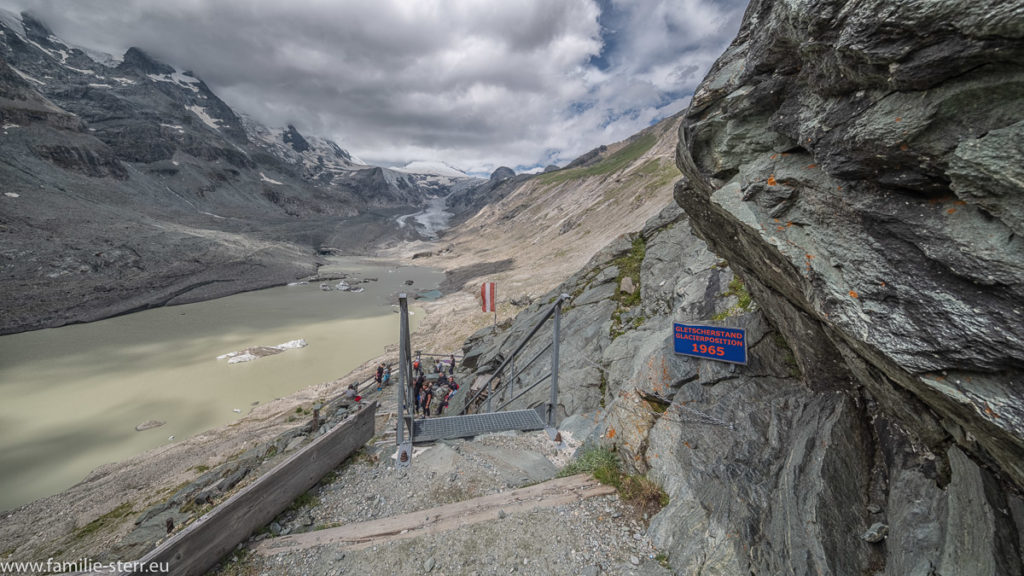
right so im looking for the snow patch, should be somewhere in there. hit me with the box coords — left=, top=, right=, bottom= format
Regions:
left=63, top=65, right=96, bottom=76
left=2, top=123, right=19, bottom=130
left=186, top=104, right=221, bottom=130
left=160, top=123, right=185, bottom=133
left=4, top=193, right=20, bottom=198
left=87, top=83, right=112, bottom=89
left=148, top=72, right=201, bottom=93
left=260, top=172, right=284, bottom=185
left=9, top=66, right=45, bottom=86
left=395, top=161, right=469, bottom=178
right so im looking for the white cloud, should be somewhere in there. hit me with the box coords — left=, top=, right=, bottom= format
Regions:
left=1, top=0, right=746, bottom=174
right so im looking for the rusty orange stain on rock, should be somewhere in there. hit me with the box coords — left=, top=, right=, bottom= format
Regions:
left=895, top=117, right=902, bottom=122
left=607, top=427, right=616, bottom=438
left=947, top=208, right=957, bottom=215
left=849, top=290, right=859, bottom=299
left=767, top=175, right=777, bottom=186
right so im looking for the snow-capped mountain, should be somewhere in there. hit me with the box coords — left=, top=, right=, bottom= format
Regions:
left=241, top=116, right=366, bottom=180
left=0, top=10, right=478, bottom=334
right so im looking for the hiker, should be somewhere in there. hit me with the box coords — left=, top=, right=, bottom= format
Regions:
left=421, top=382, right=434, bottom=417
left=413, top=373, right=425, bottom=415
left=449, top=354, right=456, bottom=375
left=435, top=360, right=443, bottom=374
left=434, top=379, right=451, bottom=416
left=375, top=363, right=384, bottom=389
left=345, top=383, right=361, bottom=403
left=382, top=365, right=391, bottom=387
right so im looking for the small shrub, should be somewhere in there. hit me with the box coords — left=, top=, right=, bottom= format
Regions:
left=559, top=447, right=669, bottom=519
left=287, top=491, right=318, bottom=512
left=73, top=502, right=134, bottom=540
left=620, top=474, right=670, bottom=518
left=557, top=446, right=620, bottom=482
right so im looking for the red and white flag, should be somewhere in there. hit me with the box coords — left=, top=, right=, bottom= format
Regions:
left=481, top=282, right=496, bottom=312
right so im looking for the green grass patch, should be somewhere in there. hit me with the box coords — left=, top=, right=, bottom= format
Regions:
left=73, top=502, right=134, bottom=540
left=725, top=276, right=753, bottom=310
left=535, top=133, right=658, bottom=186
left=287, top=490, right=319, bottom=513
left=599, top=372, right=608, bottom=409
left=559, top=447, right=669, bottom=518
left=614, top=236, right=646, bottom=308
left=713, top=274, right=755, bottom=320
left=609, top=235, right=648, bottom=339
left=558, top=446, right=620, bottom=482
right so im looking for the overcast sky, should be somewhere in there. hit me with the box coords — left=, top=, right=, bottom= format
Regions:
left=2, top=0, right=747, bottom=175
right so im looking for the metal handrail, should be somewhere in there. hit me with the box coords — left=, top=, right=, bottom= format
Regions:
left=508, top=341, right=552, bottom=384
left=495, top=372, right=551, bottom=412
left=458, top=294, right=567, bottom=415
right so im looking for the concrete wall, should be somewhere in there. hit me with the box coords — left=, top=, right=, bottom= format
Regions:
left=116, top=401, right=377, bottom=576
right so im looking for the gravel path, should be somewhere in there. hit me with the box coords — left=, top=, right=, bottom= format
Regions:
left=213, top=387, right=672, bottom=576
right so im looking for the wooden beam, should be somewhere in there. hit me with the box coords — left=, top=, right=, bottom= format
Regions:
left=117, top=402, right=377, bottom=576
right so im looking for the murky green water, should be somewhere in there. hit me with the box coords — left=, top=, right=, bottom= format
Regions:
left=0, top=258, right=441, bottom=512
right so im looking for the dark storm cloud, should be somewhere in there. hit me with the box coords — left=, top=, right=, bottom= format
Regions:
left=1, top=0, right=747, bottom=174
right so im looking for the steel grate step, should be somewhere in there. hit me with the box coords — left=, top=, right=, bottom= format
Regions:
left=411, top=409, right=545, bottom=443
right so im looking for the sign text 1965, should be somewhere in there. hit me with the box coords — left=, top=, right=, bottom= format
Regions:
left=673, top=323, right=747, bottom=365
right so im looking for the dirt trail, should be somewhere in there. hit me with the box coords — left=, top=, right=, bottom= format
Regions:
left=257, top=474, right=615, bottom=555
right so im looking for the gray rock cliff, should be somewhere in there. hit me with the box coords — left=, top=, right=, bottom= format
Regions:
left=458, top=0, right=1024, bottom=573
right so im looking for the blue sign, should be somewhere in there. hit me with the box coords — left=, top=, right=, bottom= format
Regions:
left=673, top=323, right=747, bottom=365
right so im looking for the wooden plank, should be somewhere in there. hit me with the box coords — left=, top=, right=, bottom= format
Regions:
left=116, top=402, right=377, bottom=576
left=256, top=473, right=615, bottom=555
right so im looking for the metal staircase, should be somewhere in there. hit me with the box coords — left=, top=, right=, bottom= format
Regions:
left=393, top=293, right=566, bottom=467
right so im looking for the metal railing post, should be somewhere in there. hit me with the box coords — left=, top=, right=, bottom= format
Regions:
left=548, top=294, right=566, bottom=427
left=509, top=354, right=515, bottom=403
left=486, top=370, right=493, bottom=413
left=396, top=294, right=412, bottom=468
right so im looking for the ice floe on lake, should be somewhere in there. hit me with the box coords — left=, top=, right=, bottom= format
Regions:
left=217, top=339, right=307, bottom=364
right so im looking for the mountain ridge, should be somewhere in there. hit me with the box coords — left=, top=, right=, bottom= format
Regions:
left=0, top=10, right=488, bottom=335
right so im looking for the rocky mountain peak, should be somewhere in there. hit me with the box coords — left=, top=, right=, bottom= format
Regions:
left=282, top=124, right=310, bottom=153
left=117, top=46, right=175, bottom=76
left=18, top=11, right=53, bottom=41
left=489, top=166, right=515, bottom=181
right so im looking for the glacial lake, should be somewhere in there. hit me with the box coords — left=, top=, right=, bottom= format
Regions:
left=0, top=257, right=442, bottom=512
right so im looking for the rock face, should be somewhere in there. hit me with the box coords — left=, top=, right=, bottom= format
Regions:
left=459, top=0, right=1024, bottom=573
left=675, top=0, right=1024, bottom=491
left=664, top=0, right=1024, bottom=572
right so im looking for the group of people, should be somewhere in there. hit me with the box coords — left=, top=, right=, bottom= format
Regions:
left=345, top=355, right=460, bottom=416
left=374, top=362, right=391, bottom=391
left=411, top=354, right=459, bottom=417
